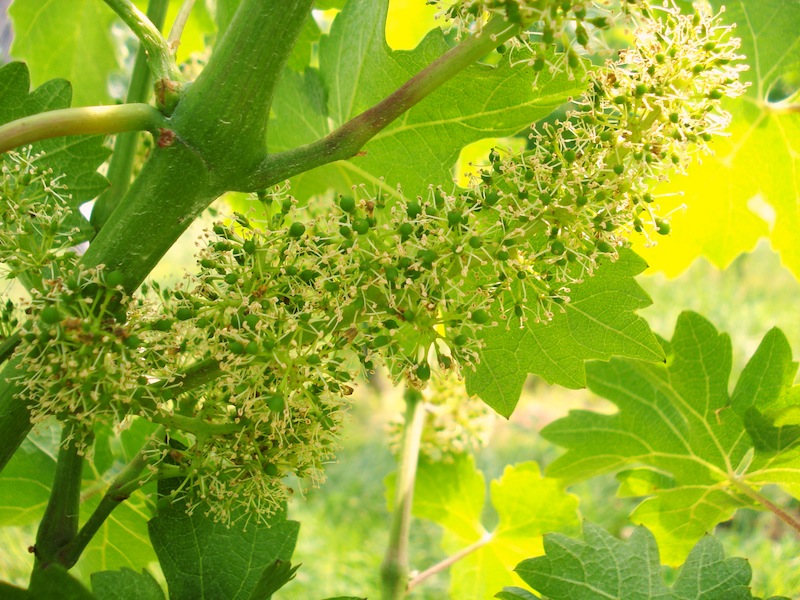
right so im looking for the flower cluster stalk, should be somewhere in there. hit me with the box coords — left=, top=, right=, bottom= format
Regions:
left=57, top=428, right=165, bottom=568
left=381, top=388, right=426, bottom=600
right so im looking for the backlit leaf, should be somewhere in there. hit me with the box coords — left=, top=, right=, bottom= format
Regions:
left=543, top=312, right=800, bottom=565
left=634, top=0, right=800, bottom=279
left=9, top=0, right=118, bottom=106
left=388, top=455, right=580, bottom=599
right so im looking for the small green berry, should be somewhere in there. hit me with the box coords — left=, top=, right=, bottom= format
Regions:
left=353, top=218, right=370, bottom=235
left=470, top=309, right=490, bottom=324
left=453, top=334, right=469, bottom=346
left=175, top=307, right=195, bottom=321
left=39, top=306, right=61, bottom=325
left=289, top=222, right=306, bottom=238
left=267, top=394, right=285, bottom=413
left=416, top=362, right=431, bottom=381
left=339, top=196, right=356, bottom=213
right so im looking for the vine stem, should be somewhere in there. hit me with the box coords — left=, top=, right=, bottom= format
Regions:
left=32, top=424, right=85, bottom=571
left=731, top=478, right=800, bottom=536
left=0, top=104, right=166, bottom=155
left=57, top=427, right=165, bottom=568
left=245, top=15, right=519, bottom=191
left=381, top=388, right=427, bottom=600
left=91, top=0, right=170, bottom=230
left=406, top=533, right=493, bottom=593
left=102, top=0, right=182, bottom=83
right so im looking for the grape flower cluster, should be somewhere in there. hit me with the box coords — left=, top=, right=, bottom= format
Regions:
left=2, top=0, right=746, bottom=524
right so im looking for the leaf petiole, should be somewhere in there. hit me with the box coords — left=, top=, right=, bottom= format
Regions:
left=101, top=0, right=182, bottom=84
left=731, top=478, right=800, bottom=536
left=406, top=533, right=493, bottom=593
left=91, top=0, right=171, bottom=230
left=0, top=104, right=166, bottom=155
left=246, top=15, right=520, bottom=190
left=168, top=0, right=198, bottom=52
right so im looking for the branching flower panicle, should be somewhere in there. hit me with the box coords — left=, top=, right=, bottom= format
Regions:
left=430, top=0, right=647, bottom=67
left=0, top=147, right=81, bottom=280
left=463, top=1, right=746, bottom=307
left=15, top=266, right=161, bottom=431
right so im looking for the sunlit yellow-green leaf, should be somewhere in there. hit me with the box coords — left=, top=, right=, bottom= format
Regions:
left=634, top=0, right=800, bottom=279
left=388, top=455, right=579, bottom=599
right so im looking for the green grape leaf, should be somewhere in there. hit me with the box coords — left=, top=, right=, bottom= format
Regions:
left=91, top=568, right=165, bottom=600
left=635, top=0, right=800, bottom=279
left=388, top=455, right=580, bottom=599
left=315, top=0, right=346, bottom=9
left=0, top=424, right=59, bottom=527
left=0, top=420, right=158, bottom=582
left=246, top=560, right=299, bottom=600
left=465, top=249, right=664, bottom=418
left=515, top=522, right=766, bottom=600
left=268, top=0, right=587, bottom=200
left=542, top=311, right=800, bottom=565
left=495, top=588, right=540, bottom=600
left=495, top=588, right=539, bottom=600
left=9, top=0, right=119, bottom=107
left=0, top=62, right=110, bottom=241
left=148, top=502, right=299, bottom=600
